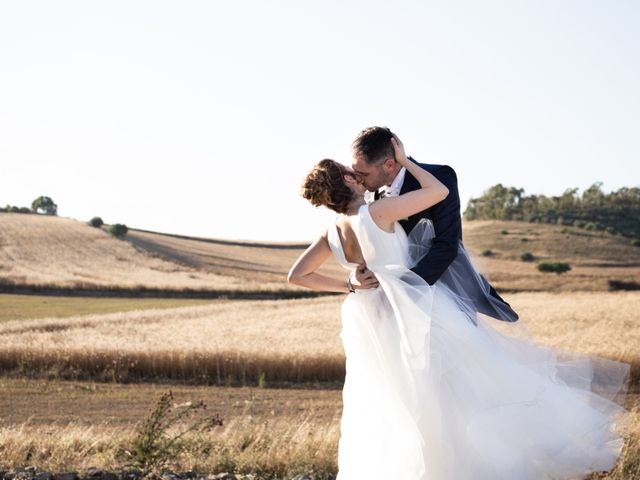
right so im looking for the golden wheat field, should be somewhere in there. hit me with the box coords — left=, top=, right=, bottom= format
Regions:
left=0, top=292, right=638, bottom=386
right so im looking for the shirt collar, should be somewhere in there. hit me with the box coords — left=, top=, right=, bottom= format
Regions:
left=379, top=166, right=406, bottom=192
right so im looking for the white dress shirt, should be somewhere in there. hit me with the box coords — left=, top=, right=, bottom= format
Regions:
left=378, top=166, right=406, bottom=198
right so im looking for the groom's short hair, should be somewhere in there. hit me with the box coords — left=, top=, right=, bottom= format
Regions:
left=352, top=126, right=394, bottom=164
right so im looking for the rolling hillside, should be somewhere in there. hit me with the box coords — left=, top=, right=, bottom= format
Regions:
left=462, top=220, right=640, bottom=292
left=0, top=212, right=343, bottom=295
left=1, top=212, right=639, bottom=294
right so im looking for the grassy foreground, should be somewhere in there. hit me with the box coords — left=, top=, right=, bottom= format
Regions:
left=0, top=379, right=341, bottom=478
left=0, top=378, right=638, bottom=479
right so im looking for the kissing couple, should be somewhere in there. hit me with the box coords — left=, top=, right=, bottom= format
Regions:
left=288, top=126, right=631, bottom=479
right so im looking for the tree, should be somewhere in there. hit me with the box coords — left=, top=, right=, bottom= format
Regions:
left=581, top=182, right=605, bottom=208
left=463, top=182, right=640, bottom=238
left=31, top=196, right=58, bottom=215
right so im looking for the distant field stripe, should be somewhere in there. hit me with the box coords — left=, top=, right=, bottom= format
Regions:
left=0, top=348, right=347, bottom=386
left=0, top=294, right=225, bottom=322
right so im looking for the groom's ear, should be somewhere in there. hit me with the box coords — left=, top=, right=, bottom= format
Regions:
left=382, top=157, right=396, bottom=171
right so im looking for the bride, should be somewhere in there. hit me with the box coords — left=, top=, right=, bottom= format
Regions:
left=287, top=135, right=631, bottom=479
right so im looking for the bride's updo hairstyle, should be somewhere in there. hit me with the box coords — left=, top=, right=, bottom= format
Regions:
left=301, top=159, right=355, bottom=214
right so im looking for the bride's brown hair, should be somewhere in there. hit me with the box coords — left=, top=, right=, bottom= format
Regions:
left=300, top=159, right=356, bottom=214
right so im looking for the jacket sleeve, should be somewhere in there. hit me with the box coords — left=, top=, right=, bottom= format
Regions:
left=410, top=165, right=462, bottom=285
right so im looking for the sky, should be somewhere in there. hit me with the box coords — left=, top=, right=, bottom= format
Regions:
left=1, top=1, right=638, bottom=242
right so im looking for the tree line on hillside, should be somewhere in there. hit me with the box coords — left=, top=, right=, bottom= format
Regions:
left=2, top=196, right=58, bottom=215
left=463, top=182, right=640, bottom=240
left=1, top=196, right=128, bottom=238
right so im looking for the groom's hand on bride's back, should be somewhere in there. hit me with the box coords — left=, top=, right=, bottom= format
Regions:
left=351, top=263, right=379, bottom=290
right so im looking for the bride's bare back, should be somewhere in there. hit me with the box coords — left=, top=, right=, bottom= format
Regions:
left=335, top=215, right=365, bottom=265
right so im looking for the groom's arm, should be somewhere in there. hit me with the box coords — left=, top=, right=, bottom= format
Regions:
left=410, top=165, right=461, bottom=285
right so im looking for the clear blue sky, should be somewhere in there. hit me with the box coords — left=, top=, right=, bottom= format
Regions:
left=1, top=1, right=638, bottom=241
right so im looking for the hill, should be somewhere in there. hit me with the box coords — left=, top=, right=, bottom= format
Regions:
left=462, top=219, right=640, bottom=292
left=0, top=212, right=342, bottom=296
left=1, top=212, right=639, bottom=294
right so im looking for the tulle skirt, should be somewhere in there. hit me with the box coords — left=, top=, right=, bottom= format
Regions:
left=335, top=274, right=631, bottom=480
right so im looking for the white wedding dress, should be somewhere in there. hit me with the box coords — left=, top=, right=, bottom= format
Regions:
left=327, top=203, right=631, bottom=480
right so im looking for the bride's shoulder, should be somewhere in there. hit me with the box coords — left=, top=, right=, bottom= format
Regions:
left=333, top=213, right=348, bottom=232
left=335, top=212, right=364, bottom=235
left=357, top=203, right=371, bottom=216
left=353, top=204, right=374, bottom=225
left=335, top=212, right=353, bottom=228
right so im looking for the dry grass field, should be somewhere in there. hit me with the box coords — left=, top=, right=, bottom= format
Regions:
left=2, top=212, right=639, bottom=295
left=2, top=211, right=640, bottom=478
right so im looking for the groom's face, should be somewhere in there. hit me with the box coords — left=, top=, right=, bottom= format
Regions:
left=351, top=154, right=393, bottom=192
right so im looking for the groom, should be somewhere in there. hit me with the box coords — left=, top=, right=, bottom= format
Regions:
left=350, top=126, right=519, bottom=323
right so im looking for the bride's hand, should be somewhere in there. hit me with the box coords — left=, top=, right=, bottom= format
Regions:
left=351, top=263, right=379, bottom=290
left=390, top=134, right=409, bottom=166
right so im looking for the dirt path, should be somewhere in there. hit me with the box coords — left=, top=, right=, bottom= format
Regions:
left=0, top=377, right=343, bottom=428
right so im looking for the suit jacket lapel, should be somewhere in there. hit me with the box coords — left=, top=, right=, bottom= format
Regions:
left=400, top=156, right=417, bottom=196
left=399, top=156, right=432, bottom=233
left=398, top=164, right=414, bottom=233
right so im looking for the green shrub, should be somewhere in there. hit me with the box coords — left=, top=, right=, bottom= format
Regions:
left=521, top=252, right=535, bottom=262
left=501, top=230, right=509, bottom=235
left=573, top=220, right=586, bottom=228
left=481, top=249, right=493, bottom=257
left=537, top=261, right=571, bottom=274
left=88, top=217, right=104, bottom=228
left=631, top=239, right=640, bottom=247
left=109, top=223, right=128, bottom=238
left=608, top=280, right=640, bottom=291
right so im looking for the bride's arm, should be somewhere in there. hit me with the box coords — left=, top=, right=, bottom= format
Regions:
left=369, top=134, right=449, bottom=228
left=287, top=229, right=352, bottom=293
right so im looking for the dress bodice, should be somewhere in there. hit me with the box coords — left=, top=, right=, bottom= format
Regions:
left=327, top=204, right=411, bottom=272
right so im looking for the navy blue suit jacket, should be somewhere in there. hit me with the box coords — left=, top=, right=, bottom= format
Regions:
left=376, top=156, right=519, bottom=322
